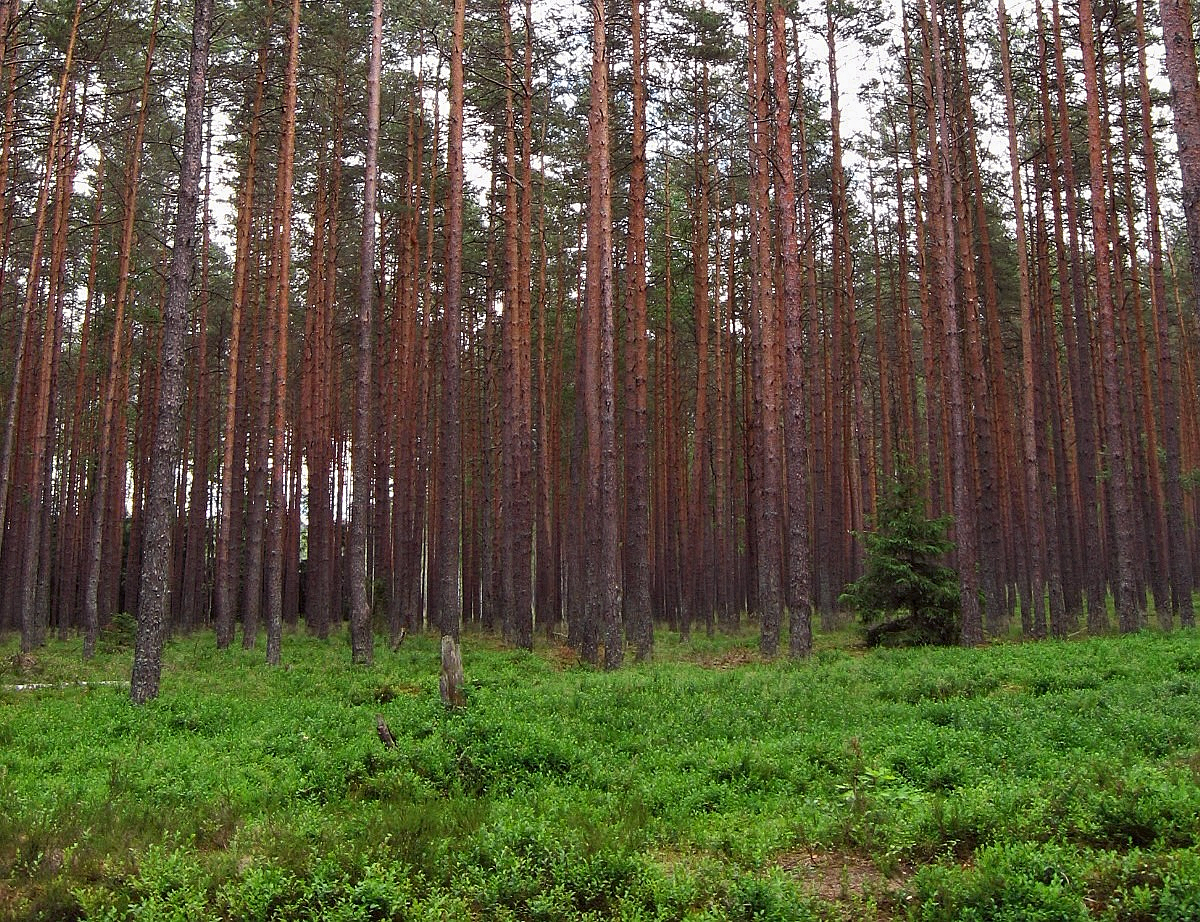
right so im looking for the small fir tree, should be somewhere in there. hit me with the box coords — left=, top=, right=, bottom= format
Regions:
left=840, top=466, right=961, bottom=647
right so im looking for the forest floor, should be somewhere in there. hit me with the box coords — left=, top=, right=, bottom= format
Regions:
left=1, top=622, right=1199, bottom=920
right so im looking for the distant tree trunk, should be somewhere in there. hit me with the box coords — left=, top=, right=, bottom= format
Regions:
left=60, top=154, right=104, bottom=639
left=950, top=0, right=1010, bottom=633
left=1079, top=0, right=1140, bottom=632
left=83, top=3, right=161, bottom=654
left=1159, top=0, right=1200, bottom=317
left=748, top=0, right=784, bottom=654
left=181, top=122, right=213, bottom=632
left=1050, top=0, right=1105, bottom=630
left=516, top=1, right=536, bottom=644
left=901, top=0, right=943, bottom=520
left=686, top=38, right=712, bottom=640
left=1139, top=0, right=1194, bottom=627
left=888, top=116, right=918, bottom=469
left=2, top=0, right=80, bottom=641
left=131, top=0, right=213, bottom=704
left=1000, top=0, right=1049, bottom=639
left=1033, top=0, right=1083, bottom=619
left=435, top=0, right=466, bottom=638
left=263, top=0, right=301, bottom=667
left=772, top=0, right=812, bottom=657
left=350, top=0, right=381, bottom=666
left=214, top=8, right=270, bottom=649
left=825, top=8, right=851, bottom=602
left=21, top=76, right=82, bottom=651
left=622, top=0, right=652, bottom=660
left=498, top=0, right=533, bottom=649
left=925, top=0, right=982, bottom=646
left=537, top=223, right=566, bottom=639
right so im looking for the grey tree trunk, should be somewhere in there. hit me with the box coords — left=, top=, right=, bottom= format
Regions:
left=131, top=0, right=213, bottom=704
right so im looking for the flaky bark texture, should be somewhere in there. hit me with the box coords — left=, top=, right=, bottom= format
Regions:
left=583, top=0, right=622, bottom=668
left=131, top=0, right=213, bottom=704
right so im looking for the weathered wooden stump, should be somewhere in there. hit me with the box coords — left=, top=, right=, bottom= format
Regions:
left=440, top=635, right=465, bottom=709
left=375, top=714, right=397, bottom=748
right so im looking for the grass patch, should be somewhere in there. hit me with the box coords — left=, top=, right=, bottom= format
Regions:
left=1, top=627, right=1199, bottom=919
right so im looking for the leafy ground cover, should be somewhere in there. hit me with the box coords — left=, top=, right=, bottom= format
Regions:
left=1, top=625, right=1199, bottom=920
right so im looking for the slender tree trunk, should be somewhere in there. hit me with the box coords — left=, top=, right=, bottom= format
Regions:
left=687, top=36, right=712, bottom=640
left=214, top=10, right=271, bottom=648
left=1, top=0, right=81, bottom=612
left=181, top=121, right=213, bottom=632
left=60, top=153, right=104, bottom=639
left=584, top=0, right=622, bottom=667
left=772, top=0, right=811, bottom=657
left=350, top=0, right=381, bottom=665
left=1159, top=0, right=1200, bottom=316
left=131, top=0, right=214, bottom=703
left=748, top=0, right=784, bottom=654
left=1080, top=0, right=1140, bottom=631
left=498, top=0, right=532, bottom=648
left=21, top=77, right=82, bottom=651
left=926, top=0, right=983, bottom=645
left=1000, top=0, right=1048, bottom=639
left=263, top=0, right=301, bottom=667
left=435, top=0, right=466, bottom=638
left=1139, top=0, right=1194, bottom=627
left=623, top=0, right=652, bottom=659
left=1050, top=0, right=1105, bottom=629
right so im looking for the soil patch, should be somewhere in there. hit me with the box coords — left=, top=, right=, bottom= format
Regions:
left=776, top=850, right=911, bottom=918
left=699, top=648, right=766, bottom=669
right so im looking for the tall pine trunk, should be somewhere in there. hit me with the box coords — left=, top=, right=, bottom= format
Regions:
left=350, top=0, right=381, bottom=665
left=435, top=0, right=466, bottom=638
left=131, top=0, right=214, bottom=703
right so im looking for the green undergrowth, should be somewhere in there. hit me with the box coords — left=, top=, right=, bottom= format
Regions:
left=2, top=627, right=1199, bottom=920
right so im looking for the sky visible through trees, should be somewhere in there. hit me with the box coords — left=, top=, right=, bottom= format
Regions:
left=0, top=0, right=1198, bottom=698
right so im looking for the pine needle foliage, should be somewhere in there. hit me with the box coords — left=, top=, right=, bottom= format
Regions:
left=841, top=465, right=960, bottom=647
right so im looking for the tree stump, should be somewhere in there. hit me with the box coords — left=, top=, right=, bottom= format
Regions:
left=375, top=714, right=397, bottom=748
left=440, top=635, right=465, bottom=709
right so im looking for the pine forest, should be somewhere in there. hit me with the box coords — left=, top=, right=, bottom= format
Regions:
left=0, top=0, right=1199, bottom=688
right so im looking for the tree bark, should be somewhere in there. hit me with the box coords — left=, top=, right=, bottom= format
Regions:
left=623, top=0, right=652, bottom=660
left=925, top=0, right=983, bottom=645
left=1079, top=0, right=1141, bottom=631
left=772, top=0, right=812, bottom=657
left=350, top=0, right=382, bottom=666
left=584, top=0, right=622, bottom=667
left=1159, top=0, right=1200, bottom=318
left=435, top=0, right=466, bottom=638
left=131, top=0, right=213, bottom=704
left=263, top=0, right=301, bottom=667
left=214, top=7, right=271, bottom=649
